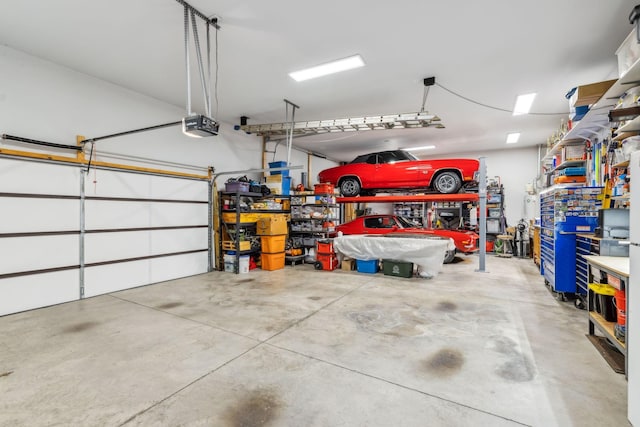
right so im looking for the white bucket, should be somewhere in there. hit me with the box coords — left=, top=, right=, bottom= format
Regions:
left=238, top=255, right=250, bottom=274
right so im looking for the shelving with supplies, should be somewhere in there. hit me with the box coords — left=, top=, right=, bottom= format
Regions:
left=218, top=191, right=291, bottom=273
left=289, top=192, right=340, bottom=250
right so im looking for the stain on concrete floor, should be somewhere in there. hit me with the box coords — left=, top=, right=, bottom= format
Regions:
left=223, top=388, right=282, bottom=427
left=490, top=335, right=535, bottom=382
left=62, top=321, right=100, bottom=334
left=156, top=302, right=183, bottom=310
left=423, top=348, right=465, bottom=377
left=0, top=371, right=13, bottom=378
left=436, top=301, right=457, bottom=312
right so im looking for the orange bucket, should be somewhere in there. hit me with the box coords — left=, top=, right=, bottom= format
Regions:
left=614, top=290, right=626, bottom=326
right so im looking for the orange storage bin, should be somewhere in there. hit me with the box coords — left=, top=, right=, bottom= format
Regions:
left=261, top=235, right=286, bottom=253
left=261, top=252, right=285, bottom=271
left=314, top=183, right=335, bottom=195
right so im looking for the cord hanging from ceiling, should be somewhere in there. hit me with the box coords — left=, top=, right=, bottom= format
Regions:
left=434, top=82, right=568, bottom=116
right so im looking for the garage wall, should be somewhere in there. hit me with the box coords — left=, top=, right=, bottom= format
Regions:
left=266, top=140, right=339, bottom=190
left=0, top=44, right=288, bottom=175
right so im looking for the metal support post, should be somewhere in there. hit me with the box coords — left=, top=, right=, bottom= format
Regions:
left=476, top=156, right=488, bottom=273
left=79, top=169, right=86, bottom=297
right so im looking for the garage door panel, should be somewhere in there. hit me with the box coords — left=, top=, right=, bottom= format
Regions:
left=150, top=252, right=208, bottom=283
left=0, top=270, right=79, bottom=316
left=84, top=231, right=151, bottom=264
left=84, top=200, right=151, bottom=229
left=84, top=229, right=206, bottom=264
left=149, top=176, right=208, bottom=201
left=0, top=235, right=79, bottom=274
left=150, top=228, right=207, bottom=253
left=0, top=198, right=79, bottom=233
left=84, top=260, right=150, bottom=297
left=0, top=158, right=80, bottom=195
left=84, top=170, right=151, bottom=199
left=150, top=203, right=208, bottom=227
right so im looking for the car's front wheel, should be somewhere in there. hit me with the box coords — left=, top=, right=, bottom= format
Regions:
left=340, top=178, right=361, bottom=197
left=443, top=250, right=456, bottom=264
left=433, top=171, right=462, bottom=194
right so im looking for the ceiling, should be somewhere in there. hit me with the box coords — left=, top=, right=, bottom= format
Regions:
left=0, top=0, right=635, bottom=162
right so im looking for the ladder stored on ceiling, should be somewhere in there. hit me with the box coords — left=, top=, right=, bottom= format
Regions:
left=240, top=112, right=441, bottom=139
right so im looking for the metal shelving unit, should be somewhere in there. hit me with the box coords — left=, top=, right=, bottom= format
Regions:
left=219, top=191, right=290, bottom=273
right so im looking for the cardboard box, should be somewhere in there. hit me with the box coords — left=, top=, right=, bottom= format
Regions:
left=568, top=79, right=616, bottom=108
left=341, top=258, right=355, bottom=271
left=256, top=215, right=288, bottom=235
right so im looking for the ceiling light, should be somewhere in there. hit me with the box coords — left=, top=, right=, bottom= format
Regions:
left=506, top=132, right=521, bottom=144
left=513, top=93, right=536, bottom=115
left=404, top=145, right=436, bottom=151
left=289, top=55, right=365, bottom=82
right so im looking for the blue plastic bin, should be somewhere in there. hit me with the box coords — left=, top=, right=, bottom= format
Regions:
left=269, top=161, right=289, bottom=176
left=356, top=259, right=379, bottom=274
left=281, top=176, right=291, bottom=195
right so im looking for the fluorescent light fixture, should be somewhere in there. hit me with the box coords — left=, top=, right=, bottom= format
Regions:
left=289, top=55, right=365, bottom=82
left=506, top=132, right=521, bottom=144
left=404, top=145, right=436, bottom=151
left=513, top=93, right=536, bottom=115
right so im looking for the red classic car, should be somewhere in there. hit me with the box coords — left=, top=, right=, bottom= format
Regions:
left=318, top=150, right=479, bottom=196
left=335, top=214, right=479, bottom=263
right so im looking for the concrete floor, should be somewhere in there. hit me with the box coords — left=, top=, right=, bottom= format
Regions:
left=0, top=255, right=629, bottom=427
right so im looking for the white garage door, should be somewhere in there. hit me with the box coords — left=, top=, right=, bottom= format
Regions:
left=0, top=157, right=210, bottom=316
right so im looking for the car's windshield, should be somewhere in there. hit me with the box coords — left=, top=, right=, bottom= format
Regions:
left=350, top=150, right=418, bottom=164
left=396, top=216, right=420, bottom=228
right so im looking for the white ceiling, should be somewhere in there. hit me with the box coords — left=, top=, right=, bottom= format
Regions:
left=0, top=0, right=635, bottom=161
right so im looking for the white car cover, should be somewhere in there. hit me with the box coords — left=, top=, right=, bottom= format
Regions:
left=333, top=234, right=455, bottom=278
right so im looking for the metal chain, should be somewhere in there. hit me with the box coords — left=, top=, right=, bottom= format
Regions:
left=184, top=5, right=191, bottom=115
left=190, top=10, right=211, bottom=118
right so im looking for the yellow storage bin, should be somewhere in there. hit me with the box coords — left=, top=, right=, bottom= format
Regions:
left=588, top=283, right=616, bottom=296
left=222, top=240, right=251, bottom=251
left=261, top=235, right=286, bottom=253
left=222, top=212, right=261, bottom=223
left=261, top=252, right=285, bottom=271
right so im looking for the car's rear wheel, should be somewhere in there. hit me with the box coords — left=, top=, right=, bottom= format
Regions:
left=443, top=250, right=456, bottom=264
left=433, top=171, right=462, bottom=194
left=340, top=178, right=361, bottom=197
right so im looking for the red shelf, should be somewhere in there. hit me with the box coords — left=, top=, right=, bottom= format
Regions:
left=336, top=193, right=479, bottom=203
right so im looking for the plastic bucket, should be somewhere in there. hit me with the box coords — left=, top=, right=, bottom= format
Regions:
left=239, top=255, right=250, bottom=274
left=614, top=290, right=626, bottom=326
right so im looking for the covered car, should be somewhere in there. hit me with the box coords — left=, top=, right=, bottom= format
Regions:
left=335, top=214, right=479, bottom=263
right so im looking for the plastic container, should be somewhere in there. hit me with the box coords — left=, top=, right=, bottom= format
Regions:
left=261, top=252, right=285, bottom=271
left=356, top=259, right=379, bottom=274
left=238, top=255, right=250, bottom=274
left=314, top=183, right=335, bottom=195
left=614, top=290, right=626, bottom=326
left=268, top=161, right=289, bottom=176
left=225, top=181, right=250, bottom=192
left=261, top=235, right=286, bottom=253
left=382, top=260, right=413, bottom=278
left=589, top=283, right=617, bottom=322
left=616, top=29, right=640, bottom=78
